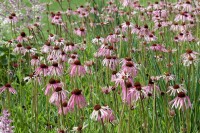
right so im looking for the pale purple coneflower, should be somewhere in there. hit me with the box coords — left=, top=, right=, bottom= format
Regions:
left=69, top=60, right=86, bottom=77
left=48, top=34, right=56, bottom=42
left=59, top=51, right=68, bottom=62
left=63, top=42, right=78, bottom=52
left=68, top=89, right=87, bottom=110
left=16, top=32, right=28, bottom=43
left=143, top=79, right=160, bottom=95
left=92, top=36, right=104, bottom=45
left=68, top=54, right=79, bottom=64
left=149, top=44, right=168, bottom=52
left=45, top=78, right=63, bottom=95
left=0, top=83, right=16, bottom=94
left=41, top=41, right=52, bottom=54
left=106, top=33, right=119, bottom=44
left=7, top=13, right=18, bottom=23
left=121, top=61, right=138, bottom=77
left=101, top=86, right=113, bottom=94
left=74, top=27, right=86, bottom=36
left=167, top=84, right=187, bottom=96
left=35, top=64, right=49, bottom=76
left=58, top=102, right=71, bottom=115
left=121, top=21, right=134, bottom=33
left=49, top=87, right=67, bottom=106
left=13, top=43, right=26, bottom=55
left=55, top=38, right=65, bottom=46
left=169, top=92, right=192, bottom=110
left=102, top=55, right=119, bottom=70
left=84, top=60, right=94, bottom=74
left=90, top=104, right=115, bottom=123
left=48, top=62, right=63, bottom=76
left=31, top=55, right=40, bottom=66
left=127, top=82, right=148, bottom=104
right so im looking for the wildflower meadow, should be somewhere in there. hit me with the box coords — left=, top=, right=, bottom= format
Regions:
left=0, top=0, right=199, bottom=132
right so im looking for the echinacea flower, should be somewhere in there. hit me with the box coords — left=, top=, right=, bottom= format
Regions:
left=0, top=83, right=16, bottom=94
left=16, top=32, right=28, bottom=43
left=48, top=62, right=63, bottom=76
left=74, top=27, right=86, bottom=36
left=169, top=92, right=192, bottom=110
left=121, top=61, right=138, bottom=77
left=31, top=55, right=40, bottom=66
left=13, top=43, right=26, bottom=55
left=68, top=89, right=87, bottom=110
left=127, top=82, right=148, bottom=103
left=167, top=84, right=187, bottom=96
left=41, top=41, right=52, bottom=54
left=49, top=87, right=67, bottom=106
left=45, top=78, right=63, bottom=95
left=35, top=64, right=49, bottom=76
left=90, top=104, right=115, bottom=123
left=58, top=102, right=71, bottom=115
left=69, top=60, right=86, bottom=77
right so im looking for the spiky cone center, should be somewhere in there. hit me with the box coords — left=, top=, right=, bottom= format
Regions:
left=188, top=56, right=194, bottom=61
left=17, top=43, right=22, bottom=47
left=125, top=57, right=132, bottom=61
left=126, top=62, right=134, bottom=67
left=49, top=78, right=56, bottom=84
left=55, top=87, right=62, bottom=92
left=186, top=49, right=193, bottom=54
left=26, top=46, right=32, bottom=50
left=173, top=85, right=180, bottom=89
left=125, top=81, right=132, bottom=88
left=54, top=46, right=60, bottom=50
left=112, top=71, right=117, bottom=75
left=106, top=55, right=112, bottom=59
left=20, top=32, right=26, bottom=37
left=45, top=41, right=51, bottom=46
left=148, top=79, right=154, bottom=85
left=5, top=83, right=11, bottom=88
left=74, top=60, right=81, bottom=65
left=62, top=102, right=68, bottom=107
left=40, top=64, right=48, bottom=68
left=134, top=82, right=142, bottom=91
left=77, top=125, right=83, bottom=131
left=71, top=89, right=82, bottom=95
left=80, top=28, right=85, bottom=32
left=52, top=62, right=58, bottom=67
left=94, top=104, right=101, bottom=111
left=126, top=21, right=130, bottom=26
left=178, top=92, right=186, bottom=98
left=32, top=55, right=38, bottom=59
